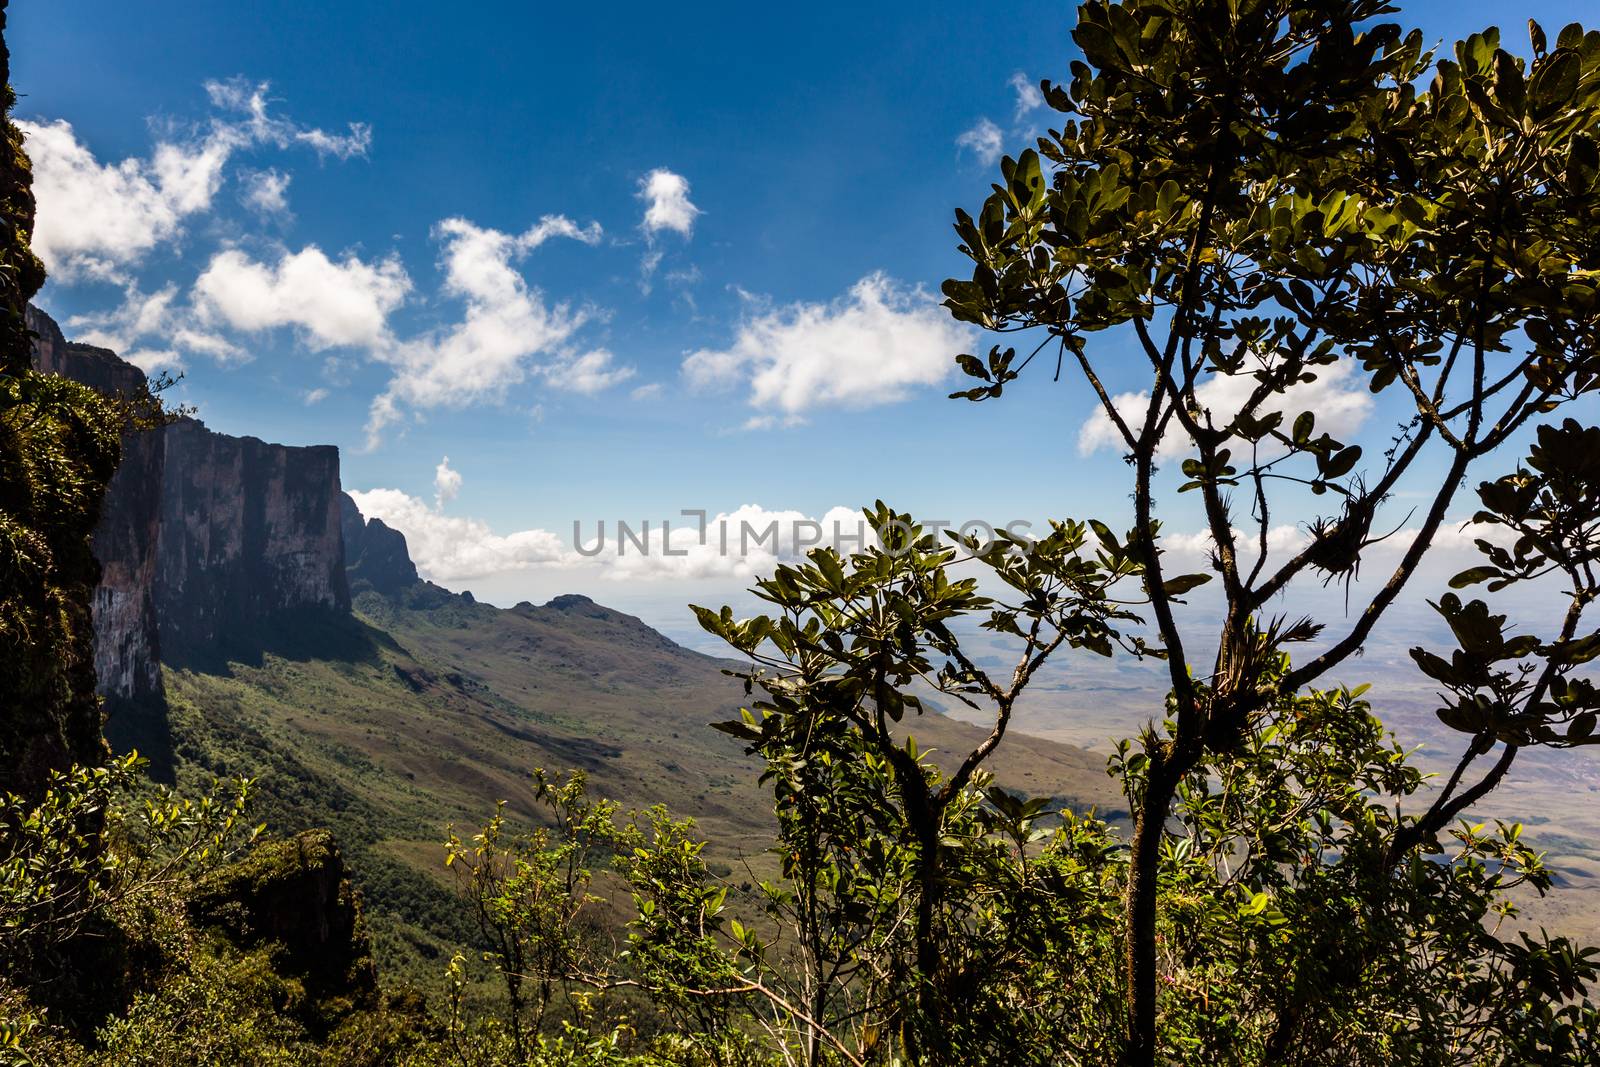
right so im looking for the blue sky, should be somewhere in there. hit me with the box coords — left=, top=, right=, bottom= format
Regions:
left=11, top=0, right=1595, bottom=629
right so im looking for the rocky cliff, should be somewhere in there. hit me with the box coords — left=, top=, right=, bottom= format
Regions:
left=340, top=492, right=418, bottom=596
left=156, top=420, right=350, bottom=661
left=28, top=307, right=353, bottom=759
left=27, top=306, right=165, bottom=711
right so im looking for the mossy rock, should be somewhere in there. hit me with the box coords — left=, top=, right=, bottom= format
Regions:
left=189, top=829, right=380, bottom=1033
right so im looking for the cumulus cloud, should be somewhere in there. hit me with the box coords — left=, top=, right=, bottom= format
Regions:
left=69, top=283, right=178, bottom=349
left=956, top=118, right=1004, bottom=164
left=604, top=504, right=869, bottom=581
left=1153, top=508, right=1524, bottom=602
left=433, top=455, right=462, bottom=506
left=123, top=348, right=186, bottom=375
left=347, top=487, right=572, bottom=582
left=19, top=118, right=235, bottom=281
left=348, top=454, right=873, bottom=586
left=681, top=272, right=972, bottom=420
left=349, top=483, right=870, bottom=586
left=193, top=246, right=411, bottom=350
left=1077, top=359, right=1374, bottom=457
left=20, top=80, right=367, bottom=280
left=638, top=168, right=700, bottom=238
left=1009, top=72, right=1045, bottom=119
left=364, top=215, right=605, bottom=446
left=1162, top=523, right=1310, bottom=568
left=203, top=77, right=371, bottom=160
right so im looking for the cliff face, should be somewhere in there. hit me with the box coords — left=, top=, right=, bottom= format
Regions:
left=156, top=420, right=350, bottom=660
left=28, top=306, right=353, bottom=750
left=340, top=492, right=418, bottom=596
left=1, top=47, right=121, bottom=795
left=27, top=306, right=165, bottom=709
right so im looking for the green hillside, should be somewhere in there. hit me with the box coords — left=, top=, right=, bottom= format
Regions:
left=157, top=582, right=1127, bottom=984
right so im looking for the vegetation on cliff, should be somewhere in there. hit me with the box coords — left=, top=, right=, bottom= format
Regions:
left=0, top=0, right=121, bottom=798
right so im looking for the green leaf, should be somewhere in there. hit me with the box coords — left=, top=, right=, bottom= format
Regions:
left=1494, top=50, right=1526, bottom=118
left=691, top=604, right=731, bottom=637
left=1411, top=648, right=1460, bottom=685
left=956, top=353, right=991, bottom=380
left=1529, top=49, right=1581, bottom=118
left=1323, top=445, right=1361, bottom=479
left=1449, top=566, right=1502, bottom=589
left=710, top=719, right=763, bottom=743
left=1160, top=572, right=1212, bottom=597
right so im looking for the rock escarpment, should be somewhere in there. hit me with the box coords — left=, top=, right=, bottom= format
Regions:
left=340, top=492, right=418, bottom=596
left=189, top=829, right=380, bottom=1030
left=156, top=420, right=349, bottom=661
left=28, top=307, right=353, bottom=763
left=26, top=307, right=165, bottom=710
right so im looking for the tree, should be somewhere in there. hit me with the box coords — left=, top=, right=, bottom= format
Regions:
left=697, top=505, right=1141, bottom=1062
left=445, top=770, right=623, bottom=1059
left=697, top=513, right=1598, bottom=1064
left=936, top=1, right=1600, bottom=1060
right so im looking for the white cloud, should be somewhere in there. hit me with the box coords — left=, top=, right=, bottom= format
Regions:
left=956, top=118, right=1004, bottom=164
left=681, top=272, right=972, bottom=419
left=348, top=487, right=572, bottom=582
left=544, top=348, right=635, bottom=395
left=605, top=504, right=869, bottom=581
left=172, top=325, right=246, bottom=364
left=638, top=168, right=700, bottom=238
left=1077, top=359, right=1374, bottom=457
left=241, top=168, right=292, bottom=215
left=21, top=80, right=368, bottom=280
left=123, top=348, right=185, bottom=375
left=203, top=77, right=371, bottom=160
left=68, top=281, right=243, bottom=366
left=1009, top=72, right=1044, bottom=119
left=1163, top=523, right=1309, bottom=565
left=20, top=118, right=234, bottom=281
left=364, top=215, right=605, bottom=446
left=69, top=282, right=178, bottom=349
left=193, top=246, right=411, bottom=350
left=638, top=248, right=664, bottom=293
left=518, top=214, right=604, bottom=249
left=433, top=455, right=463, bottom=506
left=630, top=382, right=663, bottom=402
left=349, top=485, right=872, bottom=586
left=303, top=387, right=330, bottom=405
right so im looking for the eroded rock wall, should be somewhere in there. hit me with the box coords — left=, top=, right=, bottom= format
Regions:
left=155, top=420, right=350, bottom=658
left=27, top=306, right=165, bottom=708
left=28, top=305, right=352, bottom=702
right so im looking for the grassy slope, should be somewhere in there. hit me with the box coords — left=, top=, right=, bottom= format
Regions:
left=160, top=583, right=1127, bottom=985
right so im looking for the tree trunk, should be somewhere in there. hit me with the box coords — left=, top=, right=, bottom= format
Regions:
left=1124, top=753, right=1181, bottom=1066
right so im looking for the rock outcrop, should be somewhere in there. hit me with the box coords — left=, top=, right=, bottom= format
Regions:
left=27, top=307, right=354, bottom=761
left=189, top=829, right=380, bottom=1032
left=156, top=420, right=349, bottom=660
left=340, top=492, right=418, bottom=596
left=27, top=307, right=165, bottom=710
